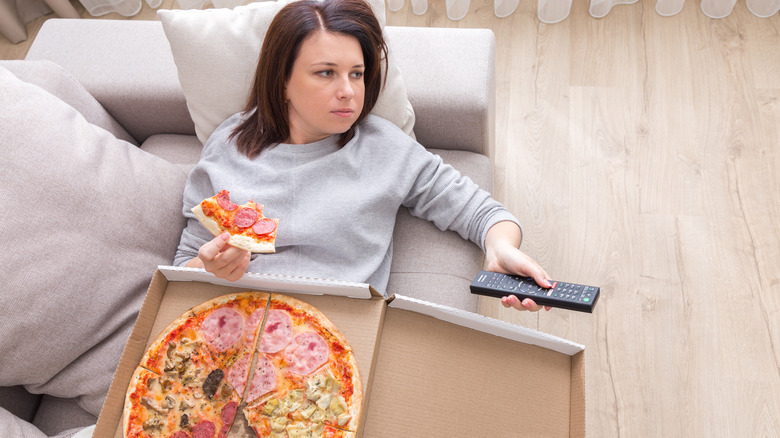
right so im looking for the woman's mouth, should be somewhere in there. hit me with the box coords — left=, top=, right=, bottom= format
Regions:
left=332, top=109, right=354, bottom=118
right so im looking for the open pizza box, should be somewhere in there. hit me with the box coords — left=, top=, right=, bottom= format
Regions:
left=97, top=266, right=586, bottom=437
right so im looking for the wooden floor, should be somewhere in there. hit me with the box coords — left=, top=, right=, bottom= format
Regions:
left=3, top=0, right=779, bottom=436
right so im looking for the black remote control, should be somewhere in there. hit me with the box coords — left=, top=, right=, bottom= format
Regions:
left=470, top=271, right=600, bottom=313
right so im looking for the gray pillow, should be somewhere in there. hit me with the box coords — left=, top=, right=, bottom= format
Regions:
left=0, top=60, right=137, bottom=146
left=0, top=66, right=188, bottom=416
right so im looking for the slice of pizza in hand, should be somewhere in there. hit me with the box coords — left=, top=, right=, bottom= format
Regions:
left=192, top=190, right=279, bottom=253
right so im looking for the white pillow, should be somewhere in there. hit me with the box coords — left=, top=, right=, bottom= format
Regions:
left=158, top=0, right=415, bottom=145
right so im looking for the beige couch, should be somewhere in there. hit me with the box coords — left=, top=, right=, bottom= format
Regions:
left=0, top=18, right=496, bottom=437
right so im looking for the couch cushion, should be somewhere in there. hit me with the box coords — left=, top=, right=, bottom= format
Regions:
left=0, top=66, right=188, bottom=425
left=157, top=0, right=415, bottom=145
left=388, top=149, right=493, bottom=312
left=140, top=133, right=204, bottom=174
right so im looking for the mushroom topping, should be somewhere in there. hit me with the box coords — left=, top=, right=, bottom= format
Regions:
left=180, top=399, right=193, bottom=410
left=141, top=397, right=170, bottom=415
left=142, top=418, right=163, bottom=432
left=166, top=342, right=176, bottom=359
left=221, top=382, right=234, bottom=399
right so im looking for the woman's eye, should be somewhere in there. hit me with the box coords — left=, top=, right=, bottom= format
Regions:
left=317, top=70, right=333, bottom=77
left=351, top=71, right=364, bottom=79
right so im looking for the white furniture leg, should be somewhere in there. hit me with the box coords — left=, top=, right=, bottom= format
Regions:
left=44, top=0, right=80, bottom=18
left=0, top=0, right=27, bottom=43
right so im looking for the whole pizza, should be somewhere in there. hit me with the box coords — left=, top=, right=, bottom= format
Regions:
left=124, top=292, right=362, bottom=438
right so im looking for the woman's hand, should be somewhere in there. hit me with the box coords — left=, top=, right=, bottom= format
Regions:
left=484, top=221, right=552, bottom=312
left=186, top=232, right=251, bottom=282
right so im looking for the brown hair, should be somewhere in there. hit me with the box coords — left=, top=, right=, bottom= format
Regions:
left=230, top=0, right=387, bottom=159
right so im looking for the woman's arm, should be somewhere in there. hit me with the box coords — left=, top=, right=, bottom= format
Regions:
left=484, top=221, right=552, bottom=312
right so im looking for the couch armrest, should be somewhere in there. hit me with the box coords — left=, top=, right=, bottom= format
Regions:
left=385, top=26, right=495, bottom=157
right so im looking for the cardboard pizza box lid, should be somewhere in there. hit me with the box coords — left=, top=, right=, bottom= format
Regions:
left=97, top=267, right=585, bottom=438
left=362, top=295, right=586, bottom=437
left=159, top=266, right=381, bottom=299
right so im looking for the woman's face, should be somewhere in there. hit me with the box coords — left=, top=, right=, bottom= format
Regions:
left=285, top=30, right=366, bottom=145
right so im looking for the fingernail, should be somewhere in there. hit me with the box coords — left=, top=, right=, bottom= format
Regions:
left=220, top=232, right=230, bottom=241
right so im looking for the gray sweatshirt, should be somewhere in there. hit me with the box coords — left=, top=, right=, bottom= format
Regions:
left=174, top=113, right=519, bottom=295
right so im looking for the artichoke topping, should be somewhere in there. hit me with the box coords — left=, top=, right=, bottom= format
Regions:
left=263, top=398, right=280, bottom=416
left=330, top=396, right=347, bottom=416
left=270, top=416, right=289, bottom=433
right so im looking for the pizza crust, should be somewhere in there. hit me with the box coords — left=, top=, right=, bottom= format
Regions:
left=123, top=366, right=145, bottom=437
left=139, top=309, right=197, bottom=374
left=339, top=350, right=363, bottom=431
left=187, top=291, right=271, bottom=317
left=191, top=204, right=276, bottom=253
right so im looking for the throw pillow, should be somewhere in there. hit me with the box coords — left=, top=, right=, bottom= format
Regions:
left=158, top=0, right=415, bottom=145
left=0, top=66, right=188, bottom=416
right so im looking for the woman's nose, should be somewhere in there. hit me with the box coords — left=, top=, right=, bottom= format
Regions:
left=336, top=77, right=355, bottom=99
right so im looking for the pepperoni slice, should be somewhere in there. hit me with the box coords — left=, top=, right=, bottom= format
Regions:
left=216, top=190, right=238, bottom=211
left=259, top=310, right=293, bottom=354
left=252, top=218, right=277, bottom=236
left=192, top=421, right=215, bottom=438
left=201, top=307, right=245, bottom=352
left=246, top=355, right=277, bottom=402
left=284, top=332, right=329, bottom=376
left=217, top=402, right=238, bottom=438
left=233, top=207, right=258, bottom=228
left=221, top=401, right=238, bottom=425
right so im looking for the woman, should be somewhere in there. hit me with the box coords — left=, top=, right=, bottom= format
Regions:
left=175, top=0, right=550, bottom=312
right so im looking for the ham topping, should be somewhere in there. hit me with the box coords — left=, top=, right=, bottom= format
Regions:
left=227, top=353, right=251, bottom=396
left=285, top=332, right=329, bottom=376
left=259, top=310, right=293, bottom=354
left=201, top=307, right=245, bottom=352
left=245, top=308, right=264, bottom=343
left=246, top=355, right=277, bottom=402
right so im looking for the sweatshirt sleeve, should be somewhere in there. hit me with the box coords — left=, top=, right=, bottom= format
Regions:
left=401, top=147, right=521, bottom=251
left=172, top=165, right=217, bottom=267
